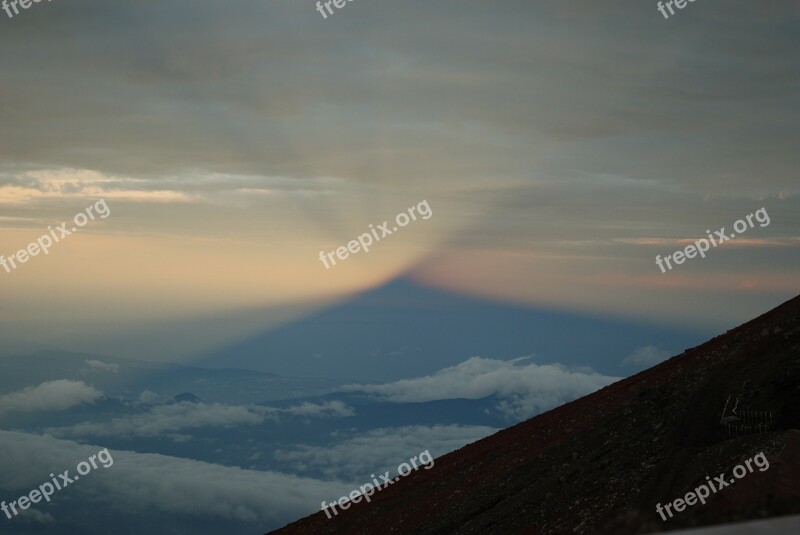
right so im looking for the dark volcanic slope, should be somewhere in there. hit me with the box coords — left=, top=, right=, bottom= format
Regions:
left=268, top=296, right=800, bottom=535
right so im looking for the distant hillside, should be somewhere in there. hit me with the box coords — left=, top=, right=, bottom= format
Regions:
left=268, top=295, right=800, bottom=534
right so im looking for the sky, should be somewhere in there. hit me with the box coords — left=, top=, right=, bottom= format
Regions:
left=1, top=0, right=799, bottom=360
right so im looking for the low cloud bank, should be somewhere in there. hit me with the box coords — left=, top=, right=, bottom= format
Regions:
left=276, top=424, right=497, bottom=480
left=343, top=356, right=621, bottom=420
left=0, top=430, right=351, bottom=527
left=0, top=380, right=103, bottom=415
left=48, top=400, right=353, bottom=438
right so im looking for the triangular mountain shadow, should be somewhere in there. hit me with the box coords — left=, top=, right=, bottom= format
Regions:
left=198, top=278, right=706, bottom=381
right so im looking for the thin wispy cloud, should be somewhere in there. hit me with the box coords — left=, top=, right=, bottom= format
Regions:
left=47, top=400, right=354, bottom=439
left=84, top=359, right=120, bottom=373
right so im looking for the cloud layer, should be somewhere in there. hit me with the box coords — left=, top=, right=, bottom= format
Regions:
left=343, top=356, right=620, bottom=420
left=48, top=400, right=353, bottom=438
left=0, top=380, right=103, bottom=415
left=0, top=430, right=351, bottom=528
left=275, top=424, right=497, bottom=481
left=84, top=359, right=120, bottom=373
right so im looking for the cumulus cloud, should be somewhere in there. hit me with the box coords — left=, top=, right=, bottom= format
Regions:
left=621, top=346, right=672, bottom=367
left=48, top=400, right=353, bottom=438
left=275, top=424, right=497, bottom=480
left=342, top=356, right=620, bottom=420
left=0, top=430, right=350, bottom=528
left=0, top=380, right=103, bottom=415
left=84, top=359, right=120, bottom=373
